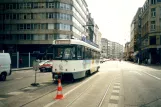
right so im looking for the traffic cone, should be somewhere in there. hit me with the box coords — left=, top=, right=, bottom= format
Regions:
left=55, top=79, right=64, bottom=99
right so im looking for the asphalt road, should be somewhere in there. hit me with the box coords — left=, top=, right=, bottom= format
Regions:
left=0, top=61, right=161, bottom=107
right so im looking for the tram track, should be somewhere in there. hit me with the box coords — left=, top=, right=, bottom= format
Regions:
left=59, top=75, right=116, bottom=107
left=19, top=83, right=71, bottom=107
left=97, top=78, right=115, bottom=107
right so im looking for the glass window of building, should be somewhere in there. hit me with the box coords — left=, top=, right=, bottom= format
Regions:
left=151, top=0, right=156, bottom=4
left=150, top=36, right=156, bottom=45
left=33, top=34, right=39, bottom=40
left=151, top=21, right=155, bottom=31
left=151, top=8, right=156, bottom=17
left=39, top=35, right=45, bottom=40
left=48, top=24, right=54, bottom=29
left=48, top=2, right=55, bottom=8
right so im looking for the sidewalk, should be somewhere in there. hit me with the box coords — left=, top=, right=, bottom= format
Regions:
left=12, top=67, right=33, bottom=71
left=141, top=64, right=161, bottom=70
left=126, top=61, right=161, bottom=70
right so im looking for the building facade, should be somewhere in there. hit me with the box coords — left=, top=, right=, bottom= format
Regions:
left=101, top=38, right=123, bottom=59
left=101, top=38, right=108, bottom=58
left=131, top=0, right=161, bottom=64
left=111, top=42, right=123, bottom=59
left=0, top=0, right=90, bottom=54
left=124, top=42, right=130, bottom=61
left=130, top=8, right=142, bottom=62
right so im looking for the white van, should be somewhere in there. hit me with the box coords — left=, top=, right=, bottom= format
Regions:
left=0, top=53, right=12, bottom=81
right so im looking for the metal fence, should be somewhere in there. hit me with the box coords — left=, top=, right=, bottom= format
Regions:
left=11, top=52, right=37, bottom=68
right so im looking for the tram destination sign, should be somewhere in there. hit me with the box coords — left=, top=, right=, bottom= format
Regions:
left=55, top=40, right=70, bottom=44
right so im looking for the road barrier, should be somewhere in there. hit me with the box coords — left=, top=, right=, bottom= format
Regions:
left=55, top=79, right=64, bottom=99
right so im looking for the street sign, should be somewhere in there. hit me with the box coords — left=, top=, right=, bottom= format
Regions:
left=33, top=60, right=39, bottom=71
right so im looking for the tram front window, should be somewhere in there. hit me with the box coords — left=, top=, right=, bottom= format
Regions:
left=54, top=46, right=76, bottom=60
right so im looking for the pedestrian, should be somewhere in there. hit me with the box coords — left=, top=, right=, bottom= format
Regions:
left=19, top=57, right=23, bottom=68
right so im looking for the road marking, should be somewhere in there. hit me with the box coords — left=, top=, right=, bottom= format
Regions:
left=108, top=103, right=118, bottom=107
left=0, top=98, right=6, bottom=101
left=15, top=77, right=23, bottom=80
left=44, top=73, right=99, bottom=107
left=114, top=83, right=120, bottom=86
left=112, top=90, right=120, bottom=94
left=129, top=71, right=142, bottom=76
left=142, top=71, right=161, bottom=80
left=21, top=86, right=37, bottom=91
left=7, top=91, right=24, bottom=95
left=110, top=95, right=119, bottom=101
left=113, top=86, right=120, bottom=89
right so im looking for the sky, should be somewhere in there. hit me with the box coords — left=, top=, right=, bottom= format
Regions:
left=86, top=0, right=145, bottom=45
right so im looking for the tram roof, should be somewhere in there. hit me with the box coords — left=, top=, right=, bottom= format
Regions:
left=53, top=39, right=100, bottom=52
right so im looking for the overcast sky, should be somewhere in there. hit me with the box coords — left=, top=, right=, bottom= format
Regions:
left=86, top=0, right=145, bottom=45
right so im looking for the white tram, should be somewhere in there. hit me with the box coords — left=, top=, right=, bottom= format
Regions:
left=46, top=39, right=101, bottom=80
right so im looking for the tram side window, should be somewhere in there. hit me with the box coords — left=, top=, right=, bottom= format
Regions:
left=94, top=51, right=96, bottom=59
left=85, top=47, right=88, bottom=59
left=88, top=48, right=91, bottom=59
left=91, top=50, right=93, bottom=59
left=77, top=45, right=83, bottom=60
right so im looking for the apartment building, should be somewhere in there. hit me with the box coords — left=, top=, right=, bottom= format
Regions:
left=101, top=38, right=123, bottom=59
left=0, top=0, right=89, bottom=54
left=131, top=0, right=161, bottom=64
left=101, top=38, right=108, bottom=58
left=112, top=42, right=123, bottom=59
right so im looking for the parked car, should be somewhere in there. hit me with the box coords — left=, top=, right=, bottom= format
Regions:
left=100, top=57, right=106, bottom=63
left=0, top=53, right=12, bottom=81
left=39, top=60, right=52, bottom=72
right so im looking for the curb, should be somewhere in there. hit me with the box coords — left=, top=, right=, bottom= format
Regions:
left=12, top=67, right=33, bottom=71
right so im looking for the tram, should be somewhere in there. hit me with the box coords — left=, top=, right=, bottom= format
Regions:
left=45, top=39, right=101, bottom=80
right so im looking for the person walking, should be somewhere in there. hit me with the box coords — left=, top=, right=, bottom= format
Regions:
left=19, top=57, right=23, bottom=68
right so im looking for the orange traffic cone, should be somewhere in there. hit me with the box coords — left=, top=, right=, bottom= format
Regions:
left=55, top=79, right=64, bottom=99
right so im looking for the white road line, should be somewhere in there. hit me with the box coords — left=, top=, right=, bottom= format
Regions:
left=129, top=71, right=142, bottom=76
left=0, top=98, right=6, bottom=101
left=15, top=77, right=23, bottom=80
left=112, top=90, right=120, bottom=94
left=7, top=91, right=24, bottom=95
left=110, top=95, right=119, bottom=101
left=44, top=73, right=99, bottom=107
left=114, top=83, right=120, bottom=86
left=113, top=86, right=120, bottom=89
left=108, top=103, right=118, bottom=107
left=142, top=71, right=161, bottom=80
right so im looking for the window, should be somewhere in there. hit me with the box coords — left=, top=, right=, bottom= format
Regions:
left=0, top=14, right=3, bottom=20
left=13, top=14, right=17, bottom=19
left=48, top=3, right=55, bottom=8
left=33, top=34, right=39, bottom=40
left=41, top=24, right=46, bottom=29
left=151, top=0, right=156, bottom=4
left=151, top=8, right=156, bottom=17
left=39, top=35, right=45, bottom=40
left=27, top=24, right=31, bottom=29
left=77, top=45, right=83, bottom=59
left=45, top=34, right=48, bottom=40
left=48, top=24, right=54, bottom=29
left=160, top=36, right=161, bottom=45
left=9, top=4, right=13, bottom=9
left=5, top=14, right=10, bottom=20
left=33, top=3, right=38, bottom=8
left=150, top=36, right=156, bottom=45
left=4, top=25, right=10, bottom=31
left=48, top=34, right=54, bottom=40
left=0, top=24, right=3, bottom=31
left=151, top=21, right=155, bottom=31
